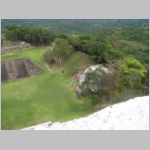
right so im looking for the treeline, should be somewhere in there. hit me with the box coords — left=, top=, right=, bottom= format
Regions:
left=68, top=28, right=149, bottom=64
left=44, top=26, right=149, bottom=64
left=2, top=19, right=149, bottom=32
left=4, top=25, right=56, bottom=46
left=4, top=25, right=148, bottom=66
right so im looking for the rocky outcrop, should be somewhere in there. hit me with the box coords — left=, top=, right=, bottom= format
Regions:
left=74, top=64, right=112, bottom=95
left=75, top=64, right=111, bottom=85
left=22, top=96, right=149, bottom=130
left=1, top=59, right=42, bottom=82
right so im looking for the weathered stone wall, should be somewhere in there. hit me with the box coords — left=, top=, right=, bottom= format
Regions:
left=1, top=41, right=32, bottom=53
left=1, top=59, right=42, bottom=82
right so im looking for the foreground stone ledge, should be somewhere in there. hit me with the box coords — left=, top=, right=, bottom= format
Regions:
left=22, top=96, right=149, bottom=130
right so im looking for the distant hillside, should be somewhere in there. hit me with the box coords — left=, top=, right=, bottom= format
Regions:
left=1, top=19, right=149, bottom=33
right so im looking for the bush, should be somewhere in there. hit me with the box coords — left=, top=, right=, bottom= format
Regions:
left=121, top=57, right=146, bottom=77
left=44, top=38, right=72, bottom=65
left=80, top=68, right=117, bottom=105
left=43, top=50, right=55, bottom=64
left=116, top=57, right=147, bottom=91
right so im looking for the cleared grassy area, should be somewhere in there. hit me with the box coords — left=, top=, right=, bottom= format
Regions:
left=1, top=48, right=93, bottom=129
left=1, top=47, right=47, bottom=69
left=65, top=51, right=94, bottom=75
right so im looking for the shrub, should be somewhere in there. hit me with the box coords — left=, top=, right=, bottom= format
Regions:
left=121, top=57, right=147, bottom=77
left=43, top=50, right=55, bottom=64
left=117, top=57, right=147, bottom=90
left=80, top=68, right=117, bottom=105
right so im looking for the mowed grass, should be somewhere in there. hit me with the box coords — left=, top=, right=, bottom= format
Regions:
left=1, top=47, right=47, bottom=69
left=1, top=48, right=93, bottom=130
left=65, top=51, right=94, bottom=75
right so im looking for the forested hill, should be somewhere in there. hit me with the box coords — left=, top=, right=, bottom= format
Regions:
left=1, top=19, right=149, bottom=33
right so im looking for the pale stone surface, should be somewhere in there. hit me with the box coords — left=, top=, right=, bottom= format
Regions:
left=76, top=64, right=111, bottom=85
left=23, top=96, right=149, bottom=130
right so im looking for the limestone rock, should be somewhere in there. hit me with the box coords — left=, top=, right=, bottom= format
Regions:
left=22, top=96, right=149, bottom=130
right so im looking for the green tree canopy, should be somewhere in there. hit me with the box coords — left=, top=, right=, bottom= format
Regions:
left=121, top=57, right=146, bottom=77
left=4, top=25, right=55, bottom=46
left=53, top=38, right=71, bottom=65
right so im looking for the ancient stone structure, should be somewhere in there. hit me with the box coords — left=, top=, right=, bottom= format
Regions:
left=1, top=59, right=42, bottom=82
left=22, top=96, right=149, bottom=130
left=1, top=41, right=32, bottom=53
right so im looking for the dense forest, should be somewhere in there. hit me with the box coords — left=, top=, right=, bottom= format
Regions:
left=1, top=19, right=149, bottom=32
left=1, top=19, right=149, bottom=129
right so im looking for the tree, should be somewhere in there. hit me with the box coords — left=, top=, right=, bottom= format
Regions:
left=43, top=49, right=55, bottom=64
left=4, top=25, right=55, bottom=46
left=117, top=57, right=147, bottom=90
left=121, top=57, right=146, bottom=77
left=53, top=38, right=70, bottom=65
left=5, top=25, right=21, bottom=41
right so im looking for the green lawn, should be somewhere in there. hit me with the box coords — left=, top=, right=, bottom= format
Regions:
left=65, top=51, right=94, bottom=75
left=1, top=47, right=47, bottom=69
left=1, top=48, right=93, bottom=130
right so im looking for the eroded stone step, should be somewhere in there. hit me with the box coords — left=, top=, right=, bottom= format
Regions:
left=1, top=58, right=42, bottom=82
